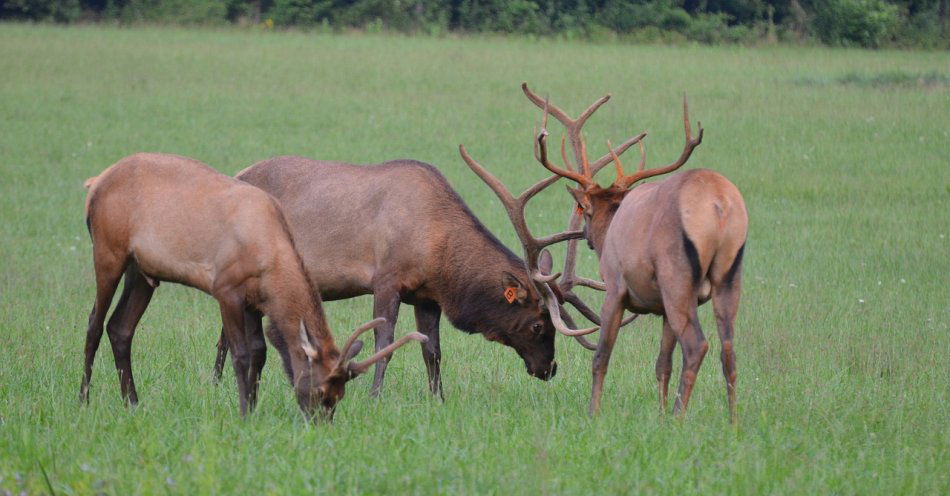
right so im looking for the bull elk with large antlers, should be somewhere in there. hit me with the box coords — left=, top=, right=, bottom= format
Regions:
left=524, top=83, right=748, bottom=422
left=81, top=153, right=423, bottom=420
left=213, top=156, right=579, bottom=399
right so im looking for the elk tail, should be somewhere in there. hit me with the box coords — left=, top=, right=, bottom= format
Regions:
left=83, top=175, right=100, bottom=235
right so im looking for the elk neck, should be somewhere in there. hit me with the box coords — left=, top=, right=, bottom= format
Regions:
left=436, top=217, right=533, bottom=335
left=585, top=186, right=627, bottom=257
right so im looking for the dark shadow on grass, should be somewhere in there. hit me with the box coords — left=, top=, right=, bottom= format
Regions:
left=794, top=70, right=948, bottom=90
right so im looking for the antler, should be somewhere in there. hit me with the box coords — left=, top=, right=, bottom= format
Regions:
left=526, top=84, right=646, bottom=344
left=458, top=144, right=584, bottom=282
left=335, top=317, right=386, bottom=369
left=613, top=94, right=703, bottom=189
left=458, top=138, right=596, bottom=337
left=346, top=332, right=428, bottom=376
left=522, top=82, right=646, bottom=185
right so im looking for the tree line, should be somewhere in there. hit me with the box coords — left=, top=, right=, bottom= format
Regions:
left=2, top=0, right=947, bottom=48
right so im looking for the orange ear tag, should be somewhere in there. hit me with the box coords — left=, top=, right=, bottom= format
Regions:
left=575, top=204, right=584, bottom=215
left=503, top=287, right=518, bottom=304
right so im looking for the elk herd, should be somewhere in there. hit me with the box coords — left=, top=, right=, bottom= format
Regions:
left=80, top=83, right=747, bottom=424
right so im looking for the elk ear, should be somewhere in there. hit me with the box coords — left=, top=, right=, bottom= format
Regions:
left=567, top=186, right=591, bottom=214
left=299, top=321, right=320, bottom=361
left=502, top=272, right=529, bottom=305
left=344, top=340, right=364, bottom=362
left=539, top=249, right=553, bottom=275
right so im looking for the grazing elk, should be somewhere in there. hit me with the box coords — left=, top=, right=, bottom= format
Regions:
left=213, top=156, right=587, bottom=398
left=81, top=153, right=423, bottom=419
left=523, top=83, right=748, bottom=422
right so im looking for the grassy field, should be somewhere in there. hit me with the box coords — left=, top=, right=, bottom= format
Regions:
left=0, top=24, right=947, bottom=494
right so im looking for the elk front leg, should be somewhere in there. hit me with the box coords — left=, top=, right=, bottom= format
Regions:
left=656, top=316, right=676, bottom=416
left=80, top=252, right=126, bottom=404
left=414, top=303, right=443, bottom=400
left=244, top=308, right=266, bottom=411
left=369, top=288, right=401, bottom=398
left=212, top=327, right=228, bottom=384
left=589, top=290, right=625, bottom=417
left=217, top=294, right=251, bottom=416
left=105, top=264, right=155, bottom=406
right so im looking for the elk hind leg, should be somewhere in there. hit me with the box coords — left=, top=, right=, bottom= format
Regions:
left=589, top=290, right=625, bottom=417
left=414, top=303, right=443, bottom=400
left=80, top=250, right=126, bottom=403
left=669, top=305, right=707, bottom=417
left=105, top=263, right=155, bottom=405
left=712, top=248, right=743, bottom=424
left=656, top=317, right=677, bottom=416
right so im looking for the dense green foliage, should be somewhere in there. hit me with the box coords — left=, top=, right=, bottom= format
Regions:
left=1, top=24, right=948, bottom=494
left=1, top=0, right=948, bottom=47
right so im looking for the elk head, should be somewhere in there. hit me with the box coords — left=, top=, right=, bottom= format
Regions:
left=524, top=83, right=703, bottom=255
left=293, top=317, right=426, bottom=420
left=472, top=248, right=564, bottom=380
left=459, top=94, right=607, bottom=348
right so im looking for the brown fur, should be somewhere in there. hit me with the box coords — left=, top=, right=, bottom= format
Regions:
left=80, top=153, right=410, bottom=419
left=522, top=82, right=748, bottom=422
left=213, top=156, right=559, bottom=399
left=573, top=168, right=748, bottom=422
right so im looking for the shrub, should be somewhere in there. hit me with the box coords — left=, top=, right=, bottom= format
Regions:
left=2, top=0, right=81, bottom=22
left=807, top=0, right=900, bottom=47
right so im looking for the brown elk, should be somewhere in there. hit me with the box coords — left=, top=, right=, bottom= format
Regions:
left=213, top=156, right=587, bottom=398
left=81, top=153, right=423, bottom=419
left=523, top=83, right=748, bottom=422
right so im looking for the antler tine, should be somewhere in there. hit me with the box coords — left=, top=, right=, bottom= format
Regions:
left=336, top=317, right=386, bottom=368
left=522, top=82, right=576, bottom=129
left=636, top=139, right=646, bottom=172
left=613, top=94, right=703, bottom=190
left=561, top=311, right=598, bottom=351
left=535, top=127, right=593, bottom=188
left=607, top=139, right=623, bottom=179
left=541, top=284, right=598, bottom=336
left=523, top=82, right=612, bottom=173
left=459, top=144, right=582, bottom=260
left=560, top=135, right=571, bottom=172
left=347, top=332, right=428, bottom=375
left=589, top=132, right=647, bottom=176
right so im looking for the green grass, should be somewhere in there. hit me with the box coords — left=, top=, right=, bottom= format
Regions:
left=0, top=23, right=947, bottom=494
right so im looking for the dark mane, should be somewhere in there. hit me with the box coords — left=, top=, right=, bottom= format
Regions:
left=384, top=159, right=525, bottom=269
left=379, top=160, right=534, bottom=335
left=263, top=193, right=333, bottom=381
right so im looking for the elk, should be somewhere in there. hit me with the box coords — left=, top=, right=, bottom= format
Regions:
left=81, top=153, right=423, bottom=419
left=213, top=156, right=587, bottom=398
left=523, top=83, right=748, bottom=422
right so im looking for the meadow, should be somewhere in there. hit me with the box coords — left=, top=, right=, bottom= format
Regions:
left=0, top=24, right=947, bottom=494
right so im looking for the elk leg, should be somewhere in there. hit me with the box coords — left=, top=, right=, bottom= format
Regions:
left=212, top=327, right=228, bottom=384
left=105, top=264, right=155, bottom=405
left=245, top=308, right=266, bottom=411
left=656, top=316, right=677, bottom=415
left=668, top=305, right=707, bottom=418
left=712, top=279, right=742, bottom=424
left=414, top=303, right=443, bottom=400
left=369, top=289, right=401, bottom=398
left=589, top=290, right=625, bottom=417
left=80, top=250, right=126, bottom=404
left=217, top=294, right=251, bottom=416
